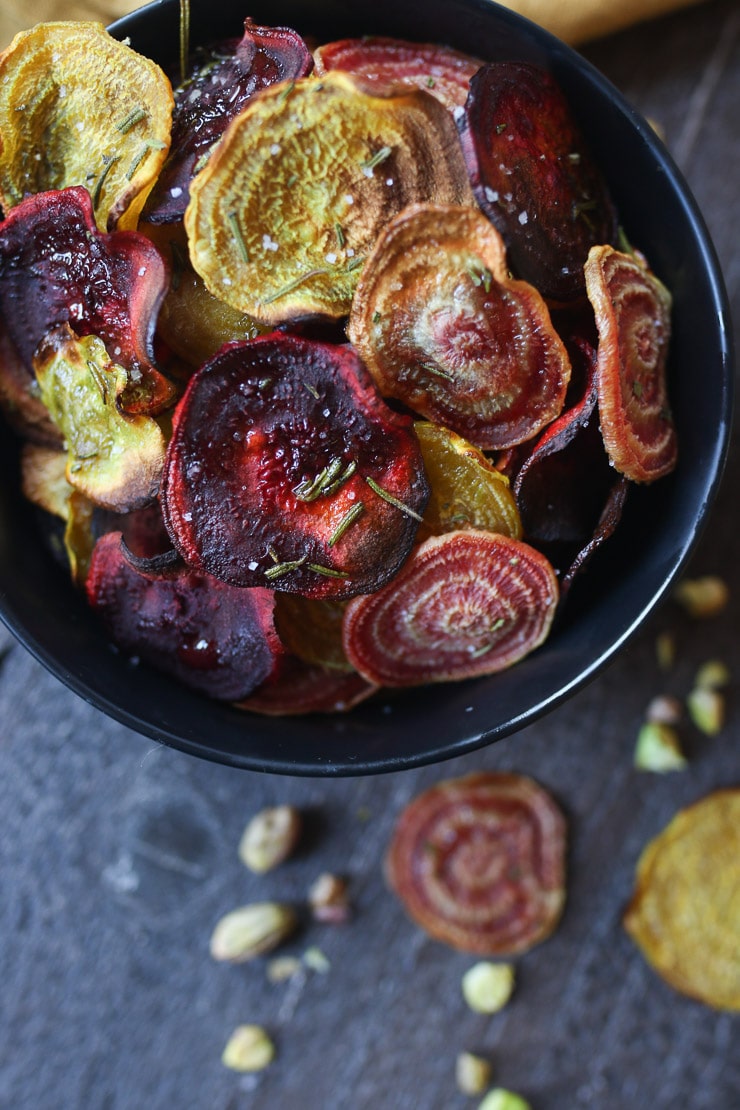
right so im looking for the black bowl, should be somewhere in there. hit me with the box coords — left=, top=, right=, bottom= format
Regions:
left=0, top=0, right=732, bottom=774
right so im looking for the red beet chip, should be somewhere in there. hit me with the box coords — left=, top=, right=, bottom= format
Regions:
left=145, top=20, right=312, bottom=223
left=0, top=186, right=174, bottom=415
left=86, top=532, right=282, bottom=701
left=314, top=36, right=481, bottom=111
left=238, top=655, right=377, bottom=715
left=348, top=204, right=571, bottom=451
left=459, top=62, right=617, bottom=303
left=585, top=245, right=678, bottom=483
left=342, top=530, right=558, bottom=686
left=385, top=772, right=567, bottom=955
left=161, top=333, right=429, bottom=600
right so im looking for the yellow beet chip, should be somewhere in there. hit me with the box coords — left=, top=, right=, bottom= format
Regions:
left=0, top=21, right=173, bottom=231
left=20, top=443, right=97, bottom=584
left=414, top=421, right=522, bottom=543
left=624, top=789, right=740, bottom=1011
left=185, top=71, right=474, bottom=323
left=34, top=325, right=165, bottom=513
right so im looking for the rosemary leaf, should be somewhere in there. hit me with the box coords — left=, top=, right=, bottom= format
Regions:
left=92, top=154, right=119, bottom=210
left=329, top=502, right=365, bottom=546
left=365, top=476, right=423, bottom=522
left=307, top=563, right=349, bottom=579
left=116, top=107, right=148, bottom=134
left=361, top=145, right=393, bottom=171
left=264, top=556, right=307, bottom=581
left=179, top=0, right=191, bottom=85
left=227, top=210, right=250, bottom=264
left=262, top=268, right=330, bottom=304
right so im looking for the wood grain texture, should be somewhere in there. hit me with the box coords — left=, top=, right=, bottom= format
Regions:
left=0, top=2, right=738, bottom=1107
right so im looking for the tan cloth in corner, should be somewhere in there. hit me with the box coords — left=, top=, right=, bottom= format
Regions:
left=0, top=0, right=710, bottom=55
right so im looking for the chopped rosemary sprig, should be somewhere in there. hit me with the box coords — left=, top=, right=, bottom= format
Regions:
left=263, top=268, right=329, bottom=304
left=360, top=145, right=393, bottom=171
left=496, top=123, right=507, bottom=134
left=126, top=140, right=167, bottom=182
left=421, top=361, right=453, bottom=381
left=307, top=563, right=349, bottom=579
left=193, top=146, right=214, bottom=174
left=227, top=210, right=250, bottom=264
left=264, top=555, right=307, bottom=581
left=345, top=256, right=365, bottom=272
left=335, top=223, right=346, bottom=248
left=116, top=107, right=148, bottom=134
left=92, top=154, right=119, bottom=210
left=426, top=76, right=436, bottom=88
left=470, top=619, right=506, bottom=658
left=302, top=381, right=320, bottom=400
left=293, top=457, right=347, bottom=502
left=372, top=311, right=382, bottom=324
left=468, top=264, right=493, bottom=293
left=278, top=81, right=296, bottom=104
left=323, top=460, right=357, bottom=497
left=329, top=501, right=365, bottom=547
left=364, top=476, right=423, bottom=522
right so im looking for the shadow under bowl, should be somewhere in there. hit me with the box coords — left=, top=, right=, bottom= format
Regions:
left=0, top=0, right=732, bottom=774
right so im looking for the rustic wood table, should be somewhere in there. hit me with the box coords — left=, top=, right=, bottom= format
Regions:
left=1, top=2, right=738, bottom=1106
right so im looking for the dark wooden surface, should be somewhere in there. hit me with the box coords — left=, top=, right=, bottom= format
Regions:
left=1, top=2, right=739, bottom=1107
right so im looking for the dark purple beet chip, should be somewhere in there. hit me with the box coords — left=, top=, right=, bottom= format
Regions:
left=143, top=19, right=313, bottom=223
left=161, top=333, right=429, bottom=600
left=558, top=476, right=629, bottom=603
left=0, top=186, right=175, bottom=414
left=86, top=531, right=283, bottom=701
left=513, top=343, right=618, bottom=568
left=459, top=62, right=617, bottom=303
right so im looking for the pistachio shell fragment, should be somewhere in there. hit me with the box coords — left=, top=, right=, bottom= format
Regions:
left=348, top=204, right=570, bottom=450
left=343, top=531, right=559, bottom=686
left=35, top=327, right=165, bottom=513
left=314, top=36, right=481, bottom=111
left=624, top=789, right=740, bottom=1010
left=0, top=21, right=173, bottom=231
left=185, top=71, right=474, bottom=323
left=585, top=245, right=677, bottom=482
left=385, top=772, right=566, bottom=955
left=413, top=421, right=522, bottom=543
left=145, top=19, right=313, bottom=223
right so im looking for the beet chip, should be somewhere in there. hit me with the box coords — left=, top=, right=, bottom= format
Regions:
left=348, top=204, right=571, bottom=451
left=342, top=530, right=558, bottom=686
left=585, top=245, right=677, bottom=483
left=145, top=20, right=313, bottom=223
left=460, top=62, right=617, bottom=303
left=314, top=36, right=481, bottom=111
left=385, top=772, right=567, bottom=955
left=238, top=656, right=377, bottom=716
left=0, top=187, right=174, bottom=415
left=86, top=532, right=282, bottom=701
left=161, top=334, right=429, bottom=599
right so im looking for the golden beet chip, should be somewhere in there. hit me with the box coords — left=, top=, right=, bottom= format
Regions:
left=185, top=72, right=474, bottom=323
left=20, top=443, right=97, bottom=583
left=624, top=790, right=740, bottom=1011
left=274, top=595, right=354, bottom=673
left=348, top=204, right=571, bottom=450
left=0, top=21, right=173, bottom=231
left=585, top=245, right=677, bottom=483
left=414, top=422, right=522, bottom=543
left=35, top=326, right=165, bottom=513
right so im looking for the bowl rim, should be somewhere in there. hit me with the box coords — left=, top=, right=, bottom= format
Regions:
left=0, top=0, right=733, bottom=776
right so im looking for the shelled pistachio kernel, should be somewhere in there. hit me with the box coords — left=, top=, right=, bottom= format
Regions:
left=308, top=872, right=351, bottom=923
left=461, top=962, right=515, bottom=1014
left=634, top=722, right=687, bottom=772
left=686, top=687, right=724, bottom=736
left=267, top=956, right=304, bottom=983
left=478, top=1088, right=531, bottom=1110
left=238, top=805, right=302, bottom=873
left=221, top=1025, right=275, bottom=1072
left=456, top=1052, right=493, bottom=1096
left=694, top=660, right=731, bottom=690
left=210, top=902, right=297, bottom=963
left=674, top=575, right=729, bottom=618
